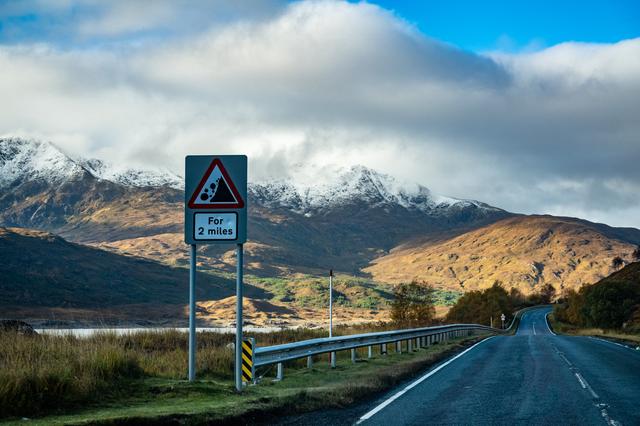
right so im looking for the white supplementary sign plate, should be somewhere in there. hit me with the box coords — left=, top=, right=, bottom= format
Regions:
left=194, top=212, right=237, bottom=241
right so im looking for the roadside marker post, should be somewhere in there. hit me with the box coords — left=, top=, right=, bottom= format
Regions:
left=184, top=155, right=247, bottom=392
left=242, top=338, right=255, bottom=384
left=501, top=313, right=506, bottom=329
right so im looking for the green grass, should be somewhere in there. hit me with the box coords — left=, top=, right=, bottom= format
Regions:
left=246, top=273, right=461, bottom=310
left=0, top=328, right=339, bottom=419
left=1, top=333, right=488, bottom=425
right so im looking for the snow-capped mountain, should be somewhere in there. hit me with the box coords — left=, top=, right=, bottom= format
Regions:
left=1, top=137, right=501, bottom=217
left=250, top=165, right=501, bottom=216
left=0, top=137, right=182, bottom=190
left=0, top=137, right=86, bottom=187
left=0, top=137, right=513, bottom=275
left=81, top=158, right=182, bottom=190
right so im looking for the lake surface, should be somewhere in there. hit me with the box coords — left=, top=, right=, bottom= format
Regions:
left=35, top=326, right=288, bottom=337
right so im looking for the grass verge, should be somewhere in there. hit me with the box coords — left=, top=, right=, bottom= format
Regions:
left=547, top=314, right=640, bottom=347
left=1, top=333, right=489, bottom=425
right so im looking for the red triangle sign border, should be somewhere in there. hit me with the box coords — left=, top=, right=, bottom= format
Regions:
left=188, top=158, right=245, bottom=209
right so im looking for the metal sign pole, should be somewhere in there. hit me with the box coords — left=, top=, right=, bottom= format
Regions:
left=188, top=244, right=196, bottom=381
left=185, top=155, right=247, bottom=387
left=329, top=269, right=333, bottom=338
left=235, top=243, right=244, bottom=392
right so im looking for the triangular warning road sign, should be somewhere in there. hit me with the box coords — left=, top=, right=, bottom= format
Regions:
left=188, top=158, right=245, bottom=209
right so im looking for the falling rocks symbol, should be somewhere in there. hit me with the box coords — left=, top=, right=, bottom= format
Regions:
left=201, top=177, right=235, bottom=203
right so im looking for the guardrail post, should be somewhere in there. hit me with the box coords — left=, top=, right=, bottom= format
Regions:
left=408, top=338, right=413, bottom=352
left=307, top=355, right=313, bottom=369
left=416, top=338, right=420, bottom=350
left=276, top=363, right=284, bottom=381
left=381, top=343, right=387, bottom=355
left=396, top=341, right=401, bottom=353
left=368, top=345, right=373, bottom=358
left=351, top=348, right=356, bottom=364
left=331, top=351, right=336, bottom=368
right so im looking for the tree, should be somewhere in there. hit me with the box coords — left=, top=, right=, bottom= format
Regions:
left=632, top=246, right=640, bottom=262
left=446, top=281, right=514, bottom=327
left=553, top=289, right=585, bottom=326
left=538, top=283, right=557, bottom=304
left=612, top=256, right=624, bottom=270
left=509, top=287, right=526, bottom=308
left=391, top=281, right=436, bottom=328
left=581, top=280, right=640, bottom=328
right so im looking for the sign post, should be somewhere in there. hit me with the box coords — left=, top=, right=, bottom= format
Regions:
left=188, top=244, right=196, bottom=381
left=501, top=313, right=506, bottom=329
left=184, top=155, right=247, bottom=392
left=329, top=269, right=333, bottom=338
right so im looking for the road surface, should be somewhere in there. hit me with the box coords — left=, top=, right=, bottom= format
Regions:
left=352, top=308, right=640, bottom=425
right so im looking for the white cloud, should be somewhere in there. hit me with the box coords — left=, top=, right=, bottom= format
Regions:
left=1, top=0, right=639, bottom=228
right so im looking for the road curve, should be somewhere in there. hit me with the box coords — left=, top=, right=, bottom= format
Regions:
left=355, top=308, right=640, bottom=425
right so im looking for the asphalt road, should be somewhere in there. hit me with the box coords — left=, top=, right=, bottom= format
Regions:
left=352, top=308, right=640, bottom=426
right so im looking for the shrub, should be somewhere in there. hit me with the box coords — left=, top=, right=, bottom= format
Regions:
left=446, top=281, right=513, bottom=327
left=390, top=281, right=436, bottom=328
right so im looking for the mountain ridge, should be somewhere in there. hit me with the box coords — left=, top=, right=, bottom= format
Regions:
left=1, top=137, right=639, bottom=299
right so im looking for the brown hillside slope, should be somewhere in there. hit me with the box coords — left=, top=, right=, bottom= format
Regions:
left=365, top=215, right=637, bottom=294
left=596, top=260, right=640, bottom=285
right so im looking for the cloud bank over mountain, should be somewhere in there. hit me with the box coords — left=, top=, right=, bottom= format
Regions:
left=1, top=1, right=639, bottom=227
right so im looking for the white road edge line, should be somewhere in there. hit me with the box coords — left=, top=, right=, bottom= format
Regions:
left=545, top=312, right=557, bottom=335
left=356, top=336, right=496, bottom=424
left=533, top=323, right=537, bottom=335
left=589, top=336, right=637, bottom=351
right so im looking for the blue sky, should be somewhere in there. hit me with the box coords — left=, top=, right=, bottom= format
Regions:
left=2, top=1, right=638, bottom=51
left=368, top=0, right=640, bottom=51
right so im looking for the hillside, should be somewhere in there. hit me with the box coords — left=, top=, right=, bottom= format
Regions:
left=596, top=260, right=640, bottom=285
left=0, top=227, right=267, bottom=309
left=365, top=215, right=640, bottom=294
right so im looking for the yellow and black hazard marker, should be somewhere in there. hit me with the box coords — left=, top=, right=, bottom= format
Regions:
left=241, top=338, right=255, bottom=383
